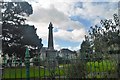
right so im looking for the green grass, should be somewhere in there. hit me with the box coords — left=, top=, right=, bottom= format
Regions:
left=2, top=66, right=65, bottom=79
left=86, top=59, right=117, bottom=78
left=2, top=59, right=118, bottom=79
left=86, top=60, right=117, bottom=72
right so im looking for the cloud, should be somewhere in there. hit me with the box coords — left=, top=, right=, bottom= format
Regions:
left=54, top=28, right=86, bottom=42
left=2, top=0, right=120, bottom=51
left=4, top=0, right=24, bottom=2
left=54, top=43, right=80, bottom=51
left=68, top=45, right=80, bottom=51
left=70, top=2, right=118, bottom=27
left=26, top=5, right=68, bottom=41
left=25, top=0, right=119, bottom=50
left=26, top=2, right=87, bottom=43
left=54, top=44, right=61, bottom=50
left=28, top=5, right=68, bottom=24
left=92, top=0, right=119, bottom=2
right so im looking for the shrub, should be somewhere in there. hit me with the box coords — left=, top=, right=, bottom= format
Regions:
left=66, top=59, right=86, bottom=78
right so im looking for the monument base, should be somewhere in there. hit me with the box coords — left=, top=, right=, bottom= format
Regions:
left=45, top=49, right=58, bottom=77
left=46, top=49, right=57, bottom=60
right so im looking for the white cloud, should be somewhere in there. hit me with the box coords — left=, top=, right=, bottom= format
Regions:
left=25, top=0, right=119, bottom=50
left=71, top=2, right=118, bottom=25
left=26, top=5, right=68, bottom=40
left=54, top=44, right=61, bottom=50
left=28, top=5, right=68, bottom=24
left=2, top=0, right=119, bottom=51
left=68, top=45, right=80, bottom=51
left=54, top=43, right=80, bottom=51
left=54, top=28, right=86, bottom=42
left=92, top=0, right=119, bottom=2
left=26, top=2, right=87, bottom=43
left=24, top=0, right=120, bottom=3
left=72, top=28, right=86, bottom=42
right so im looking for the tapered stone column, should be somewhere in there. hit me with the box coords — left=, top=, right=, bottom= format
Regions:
left=48, top=22, right=54, bottom=50
left=47, top=22, right=57, bottom=59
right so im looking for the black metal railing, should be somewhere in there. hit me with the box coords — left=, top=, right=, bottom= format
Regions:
left=1, top=53, right=119, bottom=79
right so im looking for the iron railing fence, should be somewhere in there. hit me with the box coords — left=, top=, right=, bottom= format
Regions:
left=1, top=53, right=119, bottom=79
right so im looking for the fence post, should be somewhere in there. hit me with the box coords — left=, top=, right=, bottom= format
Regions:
left=3, top=55, right=6, bottom=67
left=25, top=47, right=30, bottom=80
left=118, top=53, right=120, bottom=78
left=2, top=55, right=6, bottom=79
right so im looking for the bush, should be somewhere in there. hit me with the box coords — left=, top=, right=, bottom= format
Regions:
left=33, top=56, right=41, bottom=66
left=66, top=59, right=86, bottom=78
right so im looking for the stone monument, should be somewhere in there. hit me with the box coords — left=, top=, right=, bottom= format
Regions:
left=46, top=22, right=57, bottom=60
left=46, top=22, right=57, bottom=78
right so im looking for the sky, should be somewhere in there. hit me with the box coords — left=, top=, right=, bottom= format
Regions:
left=3, top=0, right=119, bottom=51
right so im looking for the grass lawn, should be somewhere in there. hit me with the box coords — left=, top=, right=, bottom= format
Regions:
left=86, top=59, right=117, bottom=78
left=2, top=59, right=118, bottom=79
left=2, top=66, right=65, bottom=79
left=86, top=59, right=117, bottom=72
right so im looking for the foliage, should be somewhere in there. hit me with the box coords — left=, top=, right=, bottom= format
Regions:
left=80, top=35, right=93, bottom=59
left=32, top=56, right=42, bottom=66
left=1, top=2, right=43, bottom=58
left=89, top=14, right=120, bottom=53
left=66, top=59, right=86, bottom=78
left=79, top=13, right=120, bottom=78
left=56, top=55, right=64, bottom=64
left=56, top=55, right=71, bottom=64
left=80, top=14, right=120, bottom=58
left=80, top=35, right=91, bottom=53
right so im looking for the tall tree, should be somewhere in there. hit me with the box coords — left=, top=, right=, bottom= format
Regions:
left=80, top=35, right=92, bottom=58
left=80, top=13, right=120, bottom=60
left=1, top=2, right=43, bottom=58
left=88, top=14, right=120, bottom=54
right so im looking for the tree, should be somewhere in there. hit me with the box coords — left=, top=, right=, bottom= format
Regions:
left=78, top=14, right=120, bottom=78
left=80, top=35, right=92, bottom=59
left=102, top=14, right=120, bottom=52
left=56, top=55, right=63, bottom=64
left=80, top=14, right=120, bottom=60
left=1, top=2, right=43, bottom=58
left=66, top=59, right=86, bottom=78
left=87, top=14, right=120, bottom=54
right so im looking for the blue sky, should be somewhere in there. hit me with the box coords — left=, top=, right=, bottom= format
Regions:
left=22, top=0, right=119, bottom=51
left=70, top=15, right=92, bottom=29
